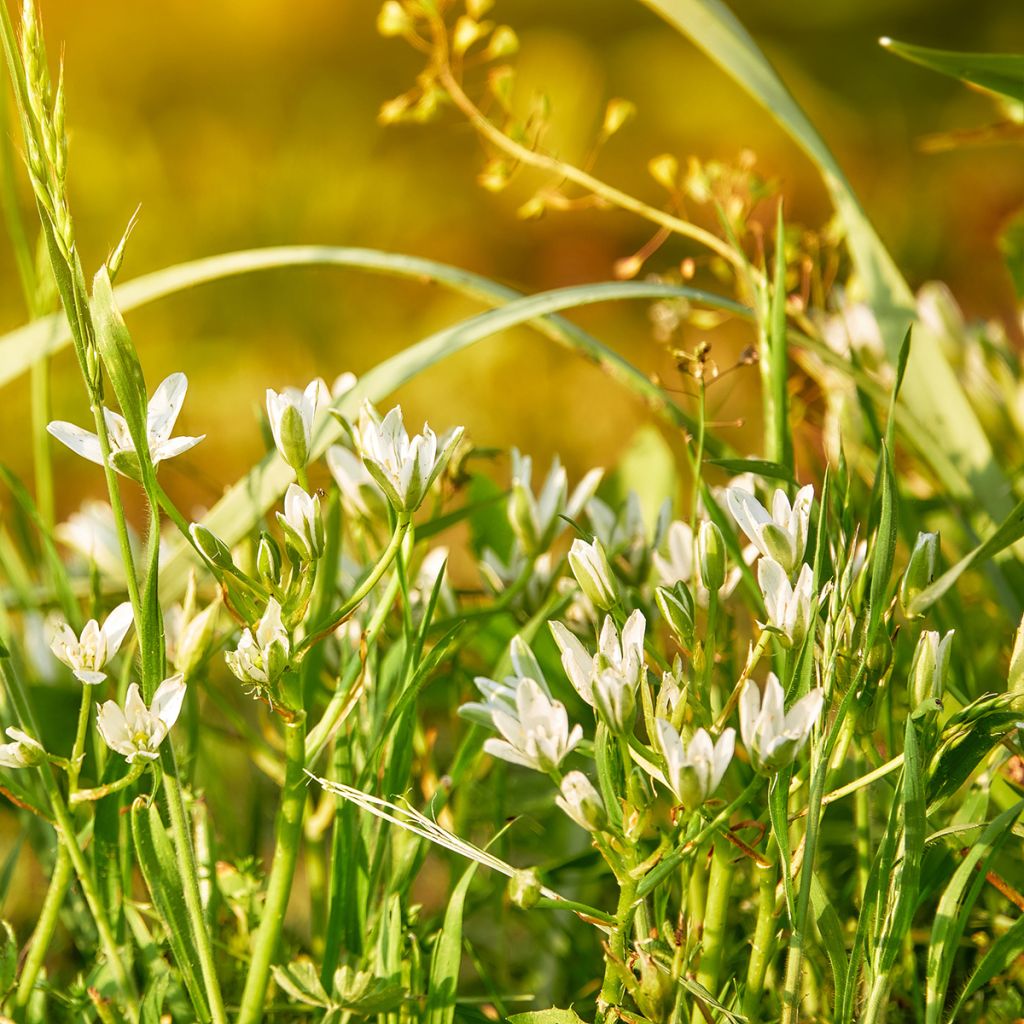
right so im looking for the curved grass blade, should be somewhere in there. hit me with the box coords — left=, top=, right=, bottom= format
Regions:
left=159, top=280, right=745, bottom=598
left=425, top=860, right=478, bottom=1024
left=880, top=38, right=1024, bottom=104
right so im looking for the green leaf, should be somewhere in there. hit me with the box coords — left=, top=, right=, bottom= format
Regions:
left=131, top=799, right=211, bottom=1024
left=765, top=202, right=791, bottom=471
left=425, top=860, right=479, bottom=1024
left=90, top=265, right=152, bottom=472
left=810, top=874, right=847, bottom=1009
left=507, top=1010, right=587, bottom=1024
left=706, top=457, right=794, bottom=484
left=880, top=38, right=1024, bottom=104
left=950, top=912, right=1024, bottom=1017
left=925, top=801, right=1024, bottom=1024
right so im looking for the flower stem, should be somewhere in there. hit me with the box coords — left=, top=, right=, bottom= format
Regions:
left=236, top=694, right=308, bottom=1024
left=70, top=760, right=147, bottom=805
left=14, top=843, right=71, bottom=1008
left=298, top=517, right=410, bottom=656
left=0, top=654, right=138, bottom=1014
left=596, top=867, right=639, bottom=1019
left=692, top=837, right=734, bottom=1024
left=742, top=855, right=778, bottom=1022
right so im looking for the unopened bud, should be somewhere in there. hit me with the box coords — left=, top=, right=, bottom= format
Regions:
left=899, top=531, right=939, bottom=619
left=376, top=1, right=412, bottom=37
left=507, top=868, right=541, bottom=909
left=697, top=521, right=726, bottom=594
left=911, top=629, right=954, bottom=706
left=485, top=25, right=519, bottom=59
left=592, top=670, right=636, bottom=736
left=1010, top=615, right=1024, bottom=693
left=655, top=581, right=695, bottom=645
left=555, top=771, right=607, bottom=832
left=175, top=598, right=222, bottom=679
left=190, top=523, right=235, bottom=571
left=568, top=537, right=616, bottom=611
left=257, top=534, right=282, bottom=585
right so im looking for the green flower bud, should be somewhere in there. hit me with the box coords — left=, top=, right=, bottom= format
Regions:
left=568, top=537, right=616, bottom=611
left=507, top=868, right=541, bottom=909
left=899, top=531, right=939, bottom=619
left=190, top=523, right=235, bottom=571
left=1010, top=614, right=1024, bottom=693
left=697, top=520, right=726, bottom=594
left=911, top=630, right=954, bottom=707
left=257, top=533, right=282, bottom=585
left=655, top=581, right=695, bottom=644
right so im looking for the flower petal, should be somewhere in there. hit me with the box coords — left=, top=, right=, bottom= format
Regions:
left=147, top=373, right=188, bottom=445
left=47, top=422, right=105, bottom=467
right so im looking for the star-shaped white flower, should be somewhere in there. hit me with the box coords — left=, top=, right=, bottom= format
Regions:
left=739, top=673, right=823, bottom=774
left=96, top=675, right=186, bottom=763
left=48, top=373, right=204, bottom=475
left=266, top=379, right=329, bottom=470
left=726, top=485, right=813, bottom=576
left=655, top=719, right=734, bottom=811
left=357, top=402, right=463, bottom=515
left=225, top=598, right=291, bottom=688
left=484, top=677, right=582, bottom=774
left=549, top=610, right=646, bottom=707
left=49, top=602, right=133, bottom=685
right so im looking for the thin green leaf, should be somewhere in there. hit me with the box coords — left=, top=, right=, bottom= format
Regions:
left=880, top=38, right=1024, bottom=104
left=810, top=873, right=847, bottom=1010
left=925, top=800, right=1024, bottom=1024
left=131, top=799, right=211, bottom=1024
left=426, top=860, right=479, bottom=1024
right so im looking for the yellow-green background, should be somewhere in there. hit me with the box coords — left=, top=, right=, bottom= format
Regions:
left=1, top=0, right=1021, bottom=519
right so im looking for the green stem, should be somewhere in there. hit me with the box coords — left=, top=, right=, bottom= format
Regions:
left=692, top=837, right=734, bottom=1023
left=70, top=760, right=146, bottom=805
left=14, top=844, right=71, bottom=1008
left=596, top=868, right=639, bottom=1018
left=861, top=974, right=889, bottom=1024
left=0, top=655, right=138, bottom=1014
left=160, top=746, right=228, bottom=1024
left=30, top=356, right=54, bottom=530
left=742, top=857, right=778, bottom=1022
left=298, top=517, right=410, bottom=657
left=236, top=695, right=307, bottom=1024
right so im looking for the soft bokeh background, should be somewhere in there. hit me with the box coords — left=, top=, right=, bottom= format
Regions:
left=1, top=0, right=1022, bottom=521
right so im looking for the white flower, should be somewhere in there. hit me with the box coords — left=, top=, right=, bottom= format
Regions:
left=96, top=675, right=186, bottom=763
left=549, top=610, right=646, bottom=707
left=726, top=485, right=813, bottom=575
left=266, top=379, right=328, bottom=470
left=740, top=673, right=824, bottom=774
left=0, top=728, right=45, bottom=768
left=461, top=636, right=550, bottom=729
left=568, top=537, right=617, bottom=611
left=555, top=771, right=607, bottom=832
left=225, top=598, right=291, bottom=687
left=508, top=449, right=602, bottom=556
left=276, top=483, right=325, bottom=561
left=48, top=372, right=204, bottom=475
left=655, top=719, right=735, bottom=810
left=758, top=559, right=815, bottom=649
left=326, top=444, right=386, bottom=520
left=357, top=402, right=463, bottom=515
left=49, top=602, right=133, bottom=685
left=592, top=668, right=636, bottom=734
left=56, top=501, right=141, bottom=581
left=483, top=678, right=582, bottom=774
